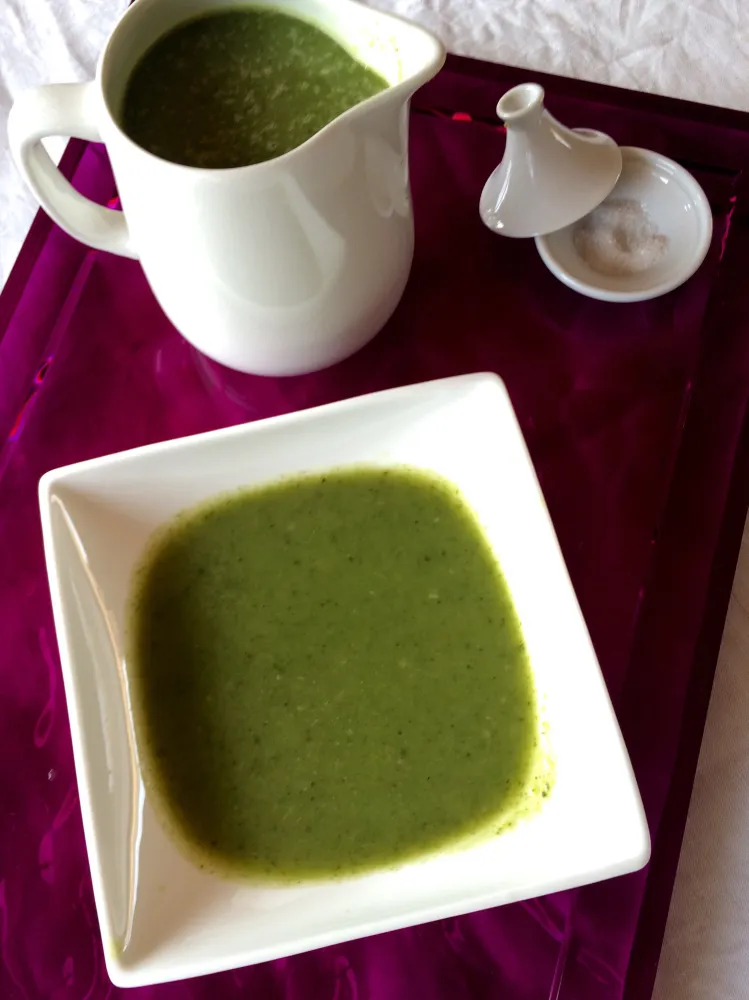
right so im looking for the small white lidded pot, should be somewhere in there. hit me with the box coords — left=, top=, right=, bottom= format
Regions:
left=480, top=84, right=713, bottom=302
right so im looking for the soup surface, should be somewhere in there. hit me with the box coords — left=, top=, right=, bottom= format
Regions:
left=129, top=467, right=538, bottom=879
left=120, top=7, right=388, bottom=168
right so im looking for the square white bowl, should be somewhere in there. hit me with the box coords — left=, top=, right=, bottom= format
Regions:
left=39, top=372, right=650, bottom=988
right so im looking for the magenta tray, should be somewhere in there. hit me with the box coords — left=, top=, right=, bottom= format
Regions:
left=3, top=55, right=749, bottom=1000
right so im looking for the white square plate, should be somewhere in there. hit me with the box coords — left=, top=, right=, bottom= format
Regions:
left=39, top=372, right=649, bottom=988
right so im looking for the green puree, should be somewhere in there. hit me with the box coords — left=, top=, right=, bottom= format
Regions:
left=130, top=468, right=538, bottom=880
left=120, top=7, right=388, bottom=169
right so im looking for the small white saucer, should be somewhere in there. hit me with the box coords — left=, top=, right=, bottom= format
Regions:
left=535, top=147, right=713, bottom=302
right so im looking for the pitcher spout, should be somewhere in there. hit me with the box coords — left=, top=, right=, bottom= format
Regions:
left=314, top=0, right=445, bottom=97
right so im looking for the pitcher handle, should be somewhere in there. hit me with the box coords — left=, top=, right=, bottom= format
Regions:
left=8, top=82, right=137, bottom=259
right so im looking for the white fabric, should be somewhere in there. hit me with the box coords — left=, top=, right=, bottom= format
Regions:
left=2, top=1, right=749, bottom=996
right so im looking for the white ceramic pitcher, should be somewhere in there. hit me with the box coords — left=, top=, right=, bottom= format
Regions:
left=8, top=0, right=445, bottom=376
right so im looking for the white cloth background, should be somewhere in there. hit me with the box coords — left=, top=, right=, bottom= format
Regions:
left=2, top=1, right=749, bottom=996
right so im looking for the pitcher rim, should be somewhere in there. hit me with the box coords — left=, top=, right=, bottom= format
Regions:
left=97, top=0, right=446, bottom=177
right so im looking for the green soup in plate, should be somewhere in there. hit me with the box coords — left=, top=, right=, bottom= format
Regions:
left=129, top=466, right=540, bottom=880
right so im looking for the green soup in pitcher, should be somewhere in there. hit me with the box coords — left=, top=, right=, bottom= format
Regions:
left=121, top=6, right=389, bottom=169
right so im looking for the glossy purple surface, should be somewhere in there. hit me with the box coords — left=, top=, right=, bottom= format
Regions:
left=3, top=58, right=749, bottom=1000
